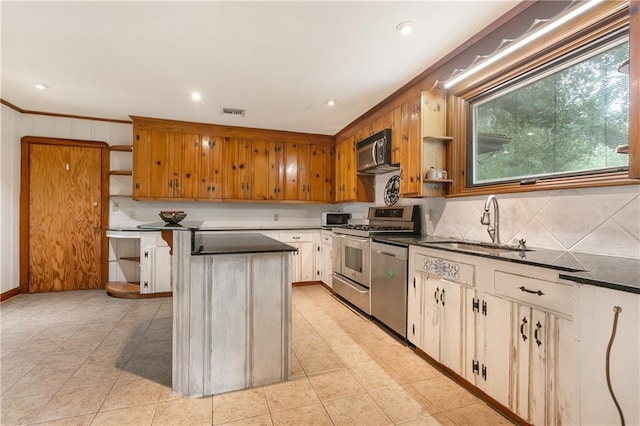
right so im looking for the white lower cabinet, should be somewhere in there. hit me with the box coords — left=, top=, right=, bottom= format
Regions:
left=139, top=232, right=172, bottom=294
left=318, top=230, right=333, bottom=286
left=408, top=250, right=475, bottom=377
left=408, top=245, right=576, bottom=425
left=278, top=232, right=316, bottom=283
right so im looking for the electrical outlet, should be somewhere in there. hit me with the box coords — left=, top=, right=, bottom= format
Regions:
left=274, top=214, right=279, bottom=221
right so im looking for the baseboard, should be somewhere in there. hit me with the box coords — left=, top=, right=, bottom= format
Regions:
left=1, top=287, right=21, bottom=302
left=292, top=280, right=323, bottom=287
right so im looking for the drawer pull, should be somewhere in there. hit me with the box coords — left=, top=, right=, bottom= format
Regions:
left=434, top=287, right=439, bottom=302
left=440, top=288, right=445, bottom=306
left=534, top=321, right=543, bottom=347
left=519, top=286, right=544, bottom=296
left=520, top=317, right=528, bottom=341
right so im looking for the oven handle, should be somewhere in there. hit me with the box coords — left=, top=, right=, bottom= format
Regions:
left=344, top=235, right=370, bottom=243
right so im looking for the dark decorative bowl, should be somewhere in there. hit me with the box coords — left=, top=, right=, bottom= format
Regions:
left=159, top=210, right=187, bottom=224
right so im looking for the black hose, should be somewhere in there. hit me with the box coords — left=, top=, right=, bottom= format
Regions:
left=605, top=306, right=625, bottom=426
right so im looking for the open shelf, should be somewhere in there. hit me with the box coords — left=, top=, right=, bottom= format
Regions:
left=120, top=256, right=140, bottom=262
left=105, top=281, right=171, bottom=299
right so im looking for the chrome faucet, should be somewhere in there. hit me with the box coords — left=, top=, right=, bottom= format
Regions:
left=481, top=195, right=500, bottom=245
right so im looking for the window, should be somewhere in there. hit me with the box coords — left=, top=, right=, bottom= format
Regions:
left=468, top=31, right=629, bottom=187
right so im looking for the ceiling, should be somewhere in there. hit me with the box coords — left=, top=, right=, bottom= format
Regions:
left=1, top=1, right=519, bottom=135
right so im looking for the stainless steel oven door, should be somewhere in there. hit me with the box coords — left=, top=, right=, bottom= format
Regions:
left=332, top=273, right=370, bottom=314
left=340, top=235, right=370, bottom=286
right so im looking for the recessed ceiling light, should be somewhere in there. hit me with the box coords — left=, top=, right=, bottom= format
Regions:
left=396, top=21, right=413, bottom=35
left=327, top=99, right=336, bottom=107
left=34, top=83, right=49, bottom=90
left=191, top=92, right=202, bottom=101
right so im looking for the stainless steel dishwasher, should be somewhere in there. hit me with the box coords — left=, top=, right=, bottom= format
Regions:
left=370, top=240, right=408, bottom=338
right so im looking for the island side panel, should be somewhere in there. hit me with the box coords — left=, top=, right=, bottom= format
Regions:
left=250, top=253, right=291, bottom=386
left=172, top=230, right=293, bottom=398
left=172, top=231, right=192, bottom=397
left=210, top=255, right=251, bottom=394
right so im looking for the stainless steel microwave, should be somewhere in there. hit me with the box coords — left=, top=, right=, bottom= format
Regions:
left=356, top=129, right=398, bottom=174
left=321, top=212, right=351, bottom=227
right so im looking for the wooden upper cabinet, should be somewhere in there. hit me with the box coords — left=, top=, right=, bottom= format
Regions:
left=180, top=133, right=201, bottom=198
left=251, top=138, right=279, bottom=201
left=131, top=117, right=334, bottom=202
left=335, top=137, right=359, bottom=202
left=400, top=96, right=422, bottom=197
left=390, top=107, right=402, bottom=165
left=309, top=144, right=333, bottom=202
left=133, top=129, right=151, bottom=199
left=223, top=137, right=252, bottom=200
left=200, top=135, right=224, bottom=199
left=399, top=90, right=450, bottom=198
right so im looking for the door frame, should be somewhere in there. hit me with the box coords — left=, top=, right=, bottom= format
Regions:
left=20, top=136, right=110, bottom=293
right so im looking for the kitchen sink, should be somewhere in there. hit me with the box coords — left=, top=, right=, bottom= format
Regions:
left=420, top=240, right=533, bottom=254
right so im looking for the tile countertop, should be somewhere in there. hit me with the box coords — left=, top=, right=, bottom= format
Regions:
left=373, top=235, right=640, bottom=295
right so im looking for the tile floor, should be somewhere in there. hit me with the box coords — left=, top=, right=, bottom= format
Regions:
left=0, top=285, right=512, bottom=425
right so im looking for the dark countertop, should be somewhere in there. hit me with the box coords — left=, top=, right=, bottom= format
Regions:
left=373, top=235, right=640, bottom=295
left=192, top=233, right=297, bottom=256
left=109, top=223, right=321, bottom=232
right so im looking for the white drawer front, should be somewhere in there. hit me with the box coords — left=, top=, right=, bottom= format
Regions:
left=279, top=232, right=315, bottom=243
left=415, top=254, right=475, bottom=286
left=495, top=270, right=573, bottom=315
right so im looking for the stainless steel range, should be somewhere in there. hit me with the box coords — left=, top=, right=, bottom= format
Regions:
left=332, top=205, right=419, bottom=317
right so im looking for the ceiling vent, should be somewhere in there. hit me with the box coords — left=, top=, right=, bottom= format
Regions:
left=221, top=107, right=246, bottom=117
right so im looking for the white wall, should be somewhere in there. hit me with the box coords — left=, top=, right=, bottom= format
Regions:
left=1, top=106, right=22, bottom=294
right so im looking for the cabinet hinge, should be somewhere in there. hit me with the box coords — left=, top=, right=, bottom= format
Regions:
left=472, top=298, right=479, bottom=312
left=144, top=251, right=148, bottom=258
left=412, top=324, right=415, bottom=335
left=482, top=364, right=487, bottom=381
left=413, top=277, right=416, bottom=288
left=472, top=360, right=479, bottom=375
left=143, top=281, right=148, bottom=288
left=482, top=300, right=487, bottom=316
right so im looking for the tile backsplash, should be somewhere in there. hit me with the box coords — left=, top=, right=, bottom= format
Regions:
left=362, top=173, right=640, bottom=259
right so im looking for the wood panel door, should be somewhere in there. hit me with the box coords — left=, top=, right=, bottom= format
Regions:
left=22, top=138, right=108, bottom=292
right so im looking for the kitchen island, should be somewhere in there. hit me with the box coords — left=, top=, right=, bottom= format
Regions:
left=140, top=223, right=296, bottom=398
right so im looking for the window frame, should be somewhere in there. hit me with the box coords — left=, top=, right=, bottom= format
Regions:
left=446, top=1, right=638, bottom=197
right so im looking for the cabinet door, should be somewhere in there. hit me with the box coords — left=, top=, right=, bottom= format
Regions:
left=223, top=138, right=252, bottom=199
left=283, top=142, right=300, bottom=201
left=298, top=241, right=315, bottom=282
left=180, top=133, right=201, bottom=198
left=321, top=242, right=332, bottom=286
left=400, top=97, right=421, bottom=197
left=148, top=130, right=174, bottom=198
left=513, top=304, right=532, bottom=421
left=407, top=273, right=424, bottom=347
left=529, top=308, right=548, bottom=426
left=140, top=245, right=171, bottom=294
left=296, top=143, right=310, bottom=200
left=390, top=106, right=402, bottom=165
left=422, top=275, right=441, bottom=358
left=251, top=139, right=271, bottom=200
left=439, top=278, right=463, bottom=375
left=200, top=135, right=224, bottom=199
left=482, top=293, right=513, bottom=408
left=133, top=129, right=151, bottom=198
left=334, top=139, right=347, bottom=202
left=309, top=144, right=328, bottom=202
left=268, top=141, right=284, bottom=200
